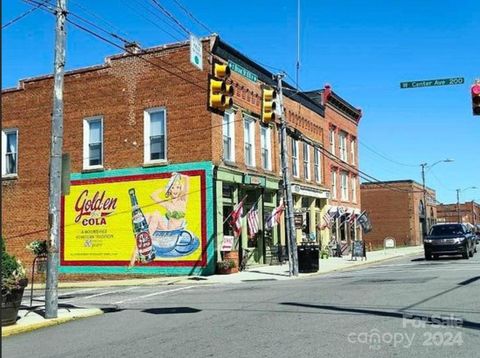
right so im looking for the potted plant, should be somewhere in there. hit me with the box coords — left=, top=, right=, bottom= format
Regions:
left=215, top=259, right=237, bottom=274
left=2, top=237, right=28, bottom=326
left=320, top=249, right=329, bottom=259
left=26, top=239, right=48, bottom=273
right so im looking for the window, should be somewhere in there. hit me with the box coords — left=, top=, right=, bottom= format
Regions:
left=339, top=131, right=347, bottom=162
left=244, top=116, right=255, bottom=167
left=303, top=143, right=310, bottom=180
left=83, top=117, right=103, bottom=169
left=341, top=171, right=349, bottom=201
left=314, top=147, right=322, bottom=183
left=260, top=126, right=271, bottom=170
left=329, top=128, right=335, bottom=155
left=291, top=138, right=299, bottom=177
left=144, top=108, right=167, bottom=163
left=351, top=176, right=357, bottom=203
left=2, top=129, right=18, bottom=176
left=351, top=138, right=356, bottom=165
left=223, top=111, right=235, bottom=162
left=331, top=170, right=337, bottom=199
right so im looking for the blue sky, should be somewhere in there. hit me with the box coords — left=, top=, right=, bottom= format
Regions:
left=3, top=0, right=479, bottom=204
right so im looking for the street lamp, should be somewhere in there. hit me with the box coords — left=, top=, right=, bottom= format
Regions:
left=456, top=186, right=477, bottom=223
left=420, top=159, right=454, bottom=237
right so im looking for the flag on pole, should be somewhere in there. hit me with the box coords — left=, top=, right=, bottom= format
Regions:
left=266, top=199, right=285, bottom=230
left=247, top=203, right=260, bottom=237
left=229, top=201, right=244, bottom=238
left=357, top=210, right=372, bottom=234
left=347, top=212, right=357, bottom=225
left=321, top=210, right=333, bottom=229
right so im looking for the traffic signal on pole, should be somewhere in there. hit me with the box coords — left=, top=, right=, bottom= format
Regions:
left=209, top=62, right=234, bottom=112
left=261, top=86, right=277, bottom=123
left=471, top=83, right=480, bottom=116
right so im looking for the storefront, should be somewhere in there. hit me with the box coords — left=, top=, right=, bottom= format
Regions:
left=326, top=206, right=362, bottom=252
left=215, top=167, right=282, bottom=266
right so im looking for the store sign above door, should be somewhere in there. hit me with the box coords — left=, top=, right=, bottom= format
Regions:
left=228, top=60, right=258, bottom=82
left=293, top=185, right=329, bottom=199
left=243, top=174, right=265, bottom=187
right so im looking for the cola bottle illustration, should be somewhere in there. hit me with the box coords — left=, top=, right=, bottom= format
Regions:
left=128, top=188, right=155, bottom=263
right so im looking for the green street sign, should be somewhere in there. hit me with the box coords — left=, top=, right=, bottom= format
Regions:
left=400, top=77, right=464, bottom=89
left=228, top=60, right=258, bottom=82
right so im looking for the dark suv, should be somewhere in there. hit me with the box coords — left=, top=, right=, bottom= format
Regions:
left=424, top=223, right=475, bottom=260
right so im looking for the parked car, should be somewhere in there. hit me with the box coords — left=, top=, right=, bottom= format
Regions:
left=475, top=224, right=480, bottom=245
left=424, top=223, right=476, bottom=260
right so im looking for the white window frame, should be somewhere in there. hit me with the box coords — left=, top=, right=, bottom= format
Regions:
left=341, top=171, right=349, bottom=201
left=314, top=147, right=322, bottom=183
left=83, top=116, right=104, bottom=170
left=2, top=128, right=18, bottom=177
left=351, top=176, right=357, bottom=203
left=303, top=143, right=310, bottom=180
left=339, top=131, right=347, bottom=162
left=291, top=138, right=299, bottom=178
left=331, top=170, right=337, bottom=199
left=223, top=111, right=235, bottom=163
left=329, top=128, right=335, bottom=155
left=244, top=115, right=255, bottom=167
left=260, top=126, right=272, bottom=171
left=351, top=138, right=356, bottom=165
left=144, top=107, right=167, bottom=164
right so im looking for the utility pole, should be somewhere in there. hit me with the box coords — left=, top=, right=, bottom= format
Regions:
left=420, top=163, right=427, bottom=239
left=45, top=0, right=67, bottom=319
left=277, top=73, right=298, bottom=276
left=456, top=189, right=461, bottom=223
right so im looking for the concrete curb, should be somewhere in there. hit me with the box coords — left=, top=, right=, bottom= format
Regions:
left=2, top=309, right=104, bottom=337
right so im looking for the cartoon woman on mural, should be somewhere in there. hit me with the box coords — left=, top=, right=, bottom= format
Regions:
left=147, top=172, right=190, bottom=233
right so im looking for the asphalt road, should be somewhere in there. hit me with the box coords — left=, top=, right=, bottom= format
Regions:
left=4, top=254, right=480, bottom=358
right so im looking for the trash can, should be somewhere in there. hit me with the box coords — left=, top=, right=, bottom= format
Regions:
left=297, top=243, right=319, bottom=273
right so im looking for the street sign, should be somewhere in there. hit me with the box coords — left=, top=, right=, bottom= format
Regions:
left=228, top=60, right=258, bottom=82
left=400, top=77, right=464, bottom=89
left=189, top=34, right=203, bottom=71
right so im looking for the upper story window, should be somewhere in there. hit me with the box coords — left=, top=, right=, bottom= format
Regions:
left=291, top=138, right=299, bottom=177
left=340, top=171, right=349, bottom=201
left=351, top=138, right=356, bottom=165
left=223, top=111, right=235, bottom=163
left=144, top=108, right=167, bottom=164
left=339, top=131, right=347, bottom=162
left=314, top=147, right=322, bottom=183
left=351, top=176, right=357, bottom=203
left=2, top=129, right=18, bottom=176
left=260, top=126, right=272, bottom=171
left=244, top=116, right=255, bottom=167
left=331, top=169, right=337, bottom=199
left=303, top=143, right=310, bottom=180
left=83, top=117, right=103, bottom=169
left=329, top=128, right=335, bottom=155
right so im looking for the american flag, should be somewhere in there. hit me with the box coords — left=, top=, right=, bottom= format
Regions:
left=321, top=210, right=333, bottom=229
left=229, top=201, right=244, bottom=238
left=247, top=203, right=260, bottom=237
left=266, top=199, right=285, bottom=230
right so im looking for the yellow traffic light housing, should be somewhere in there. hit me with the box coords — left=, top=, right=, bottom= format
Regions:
left=209, top=62, right=234, bottom=113
left=262, top=87, right=277, bottom=123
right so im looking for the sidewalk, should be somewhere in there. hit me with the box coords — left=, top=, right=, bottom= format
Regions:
left=2, top=245, right=423, bottom=337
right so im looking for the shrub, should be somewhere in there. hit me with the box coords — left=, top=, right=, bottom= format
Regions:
left=1, top=237, right=27, bottom=293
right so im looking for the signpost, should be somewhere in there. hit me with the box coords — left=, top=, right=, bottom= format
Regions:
left=400, top=77, right=464, bottom=89
left=190, top=35, right=203, bottom=71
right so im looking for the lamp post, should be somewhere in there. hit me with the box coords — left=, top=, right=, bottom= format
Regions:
left=420, top=159, right=454, bottom=237
left=456, top=186, right=477, bottom=223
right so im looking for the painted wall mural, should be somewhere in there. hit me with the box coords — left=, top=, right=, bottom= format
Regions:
left=60, top=163, right=213, bottom=275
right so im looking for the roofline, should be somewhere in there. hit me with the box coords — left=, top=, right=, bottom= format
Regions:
left=212, top=37, right=325, bottom=117
left=361, top=179, right=435, bottom=192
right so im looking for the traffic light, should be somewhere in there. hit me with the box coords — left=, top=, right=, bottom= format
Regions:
left=472, top=83, right=480, bottom=116
left=261, top=86, right=277, bottom=123
left=209, top=62, right=234, bottom=112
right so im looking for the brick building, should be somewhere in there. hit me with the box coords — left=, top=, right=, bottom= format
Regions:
left=2, top=35, right=361, bottom=276
left=360, top=180, right=437, bottom=248
left=437, top=201, right=479, bottom=225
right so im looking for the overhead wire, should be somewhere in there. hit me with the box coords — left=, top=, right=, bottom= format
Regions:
left=3, top=0, right=48, bottom=29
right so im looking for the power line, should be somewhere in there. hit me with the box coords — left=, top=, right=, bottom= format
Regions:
left=3, top=0, right=48, bottom=29
left=170, top=0, right=213, bottom=34
left=359, top=140, right=418, bottom=167
left=150, top=0, right=191, bottom=36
